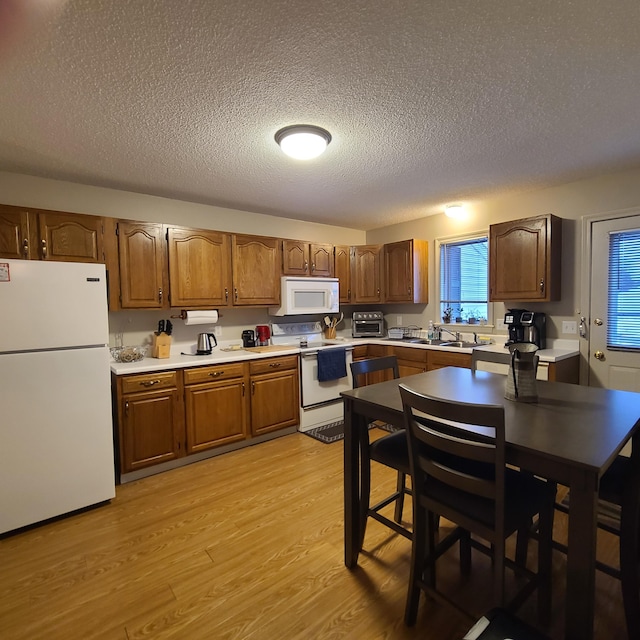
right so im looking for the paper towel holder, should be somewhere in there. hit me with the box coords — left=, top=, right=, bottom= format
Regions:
left=171, top=309, right=222, bottom=320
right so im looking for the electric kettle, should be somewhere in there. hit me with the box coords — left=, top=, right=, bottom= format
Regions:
left=196, top=332, right=217, bottom=355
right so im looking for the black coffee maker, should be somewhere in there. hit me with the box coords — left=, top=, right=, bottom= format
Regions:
left=504, top=309, right=546, bottom=349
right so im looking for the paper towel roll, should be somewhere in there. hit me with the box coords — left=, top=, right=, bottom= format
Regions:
left=183, top=310, right=219, bottom=325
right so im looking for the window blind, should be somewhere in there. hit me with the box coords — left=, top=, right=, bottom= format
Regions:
left=607, top=229, right=640, bottom=350
left=440, top=236, right=488, bottom=320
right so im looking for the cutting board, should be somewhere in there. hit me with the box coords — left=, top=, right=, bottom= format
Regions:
left=242, top=345, right=299, bottom=353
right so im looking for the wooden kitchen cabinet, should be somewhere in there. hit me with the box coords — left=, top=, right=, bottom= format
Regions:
left=232, top=234, right=282, bottom=305
left=114, top=371, right=185, bottom=474
left=427, top=350, right=472, bottom=371
left=352, top=244, right=383, bottom=304
left=249, top=355, right=300, bottom=436
left=168, top=226, right=232, bottom=307
left=489, top=214, right=562, bottom=302
left=384, top=239, right=429, bottom=303
left=183, top=362, right=249, bottom=454
left=116, top=220, right=169, bottom=309
left=0, top=204, right=104, bottom=262
left=282, top=240, right=333, bottom=277
left=334, top=245, right=352, bottom=303
left=391, top=345, right=428, bottom=377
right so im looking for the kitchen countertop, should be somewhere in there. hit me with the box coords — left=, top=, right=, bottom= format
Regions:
left=110, top=337, right=579, bottom=375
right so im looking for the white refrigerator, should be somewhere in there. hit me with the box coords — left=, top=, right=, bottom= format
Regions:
left=0, top=259, right=115, bottom=534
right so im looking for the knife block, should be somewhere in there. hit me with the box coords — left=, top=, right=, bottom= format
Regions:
left=152, top=333, right=172, bottom=359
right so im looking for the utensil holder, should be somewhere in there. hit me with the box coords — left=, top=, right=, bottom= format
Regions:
left=324, top=326, right=337, bottom=339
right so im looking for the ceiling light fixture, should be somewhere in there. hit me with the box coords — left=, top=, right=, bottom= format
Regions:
left=275, top=125, right=331, bottom=160
left=444, top=204, right=466, bottom=219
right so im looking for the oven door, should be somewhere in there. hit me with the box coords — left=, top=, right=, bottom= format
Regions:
left=300, top=347, right=354, bottom=408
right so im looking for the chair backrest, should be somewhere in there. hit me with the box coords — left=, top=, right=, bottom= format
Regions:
left=350, top=355, right=399, bottom=389
left=399, top=383, right=506, bottom=540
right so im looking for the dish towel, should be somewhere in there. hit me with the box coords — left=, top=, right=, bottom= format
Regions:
left=317, top=347, right=347, bottom=382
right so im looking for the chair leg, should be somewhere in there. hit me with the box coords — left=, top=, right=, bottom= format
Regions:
left=493, top=539, right=505, bottom=608
left=536, top=489, right=555, bottom=628
left=405, top=501, right=427, bottom=626
left=460, top=529, right=472, bottom=575
left=394, top=471, right=406, bottom=523
left=515, top=518, right=532, bottom=566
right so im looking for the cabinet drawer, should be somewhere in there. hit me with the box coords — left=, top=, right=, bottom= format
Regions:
left=250, top=355, right=298, bottom=375
left=392, top=346, right=428, bottom=364
left=427, top=351, right=472, bottom=370
left=184, top=362, right=246, bottom=385
left=367, top=344, right=388, bottom=358
left=121, top=371, right=177, bottom=394
left=352, top=345, right=368, bottom=360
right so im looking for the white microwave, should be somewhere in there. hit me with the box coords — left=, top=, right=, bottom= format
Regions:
left=269, top=276, right=339, bottom=316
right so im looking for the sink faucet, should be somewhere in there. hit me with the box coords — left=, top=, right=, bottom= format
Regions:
left=436, top=326, right=461, bottom=341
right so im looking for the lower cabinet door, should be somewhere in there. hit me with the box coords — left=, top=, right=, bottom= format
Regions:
left=184, top=379, right=249, bottom=453
left=121, top=389, right=183, bottom=472
left=250, top=369, right=299, bottom=436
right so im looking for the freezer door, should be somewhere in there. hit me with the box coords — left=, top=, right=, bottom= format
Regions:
left=0, top=347, right=115, bottom=534
left=0, top=259, right=108, bottom=352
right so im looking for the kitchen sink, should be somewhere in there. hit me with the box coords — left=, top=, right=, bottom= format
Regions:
left=405, top=338, right=447, bottom=345
left=439, top=341, right=480, bottom=349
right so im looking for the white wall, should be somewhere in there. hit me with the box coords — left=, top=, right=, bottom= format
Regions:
left=366, top=166, right=640, bottom=341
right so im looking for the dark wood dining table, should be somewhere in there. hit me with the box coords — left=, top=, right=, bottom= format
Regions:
left=341, top=367, right=640, bottom=640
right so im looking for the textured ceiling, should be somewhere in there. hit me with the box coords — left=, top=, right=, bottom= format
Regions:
left=1, top=0, right=639, bottom=230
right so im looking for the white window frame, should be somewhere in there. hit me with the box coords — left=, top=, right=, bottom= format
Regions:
left=435, top=230, right=494, bottom=327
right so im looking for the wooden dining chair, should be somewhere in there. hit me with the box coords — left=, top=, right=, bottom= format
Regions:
left=350, top=356, right=412, bottom=543
left=399, top=383, right=556, bottom=627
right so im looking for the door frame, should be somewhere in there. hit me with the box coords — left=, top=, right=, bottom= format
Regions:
left=580, top=205, right=640, bottom=385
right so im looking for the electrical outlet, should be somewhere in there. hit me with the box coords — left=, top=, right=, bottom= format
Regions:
left=562, top=321, right=577, bottom=334
left=396, top=315, right=402, bottom=326
left=496, top=318, right=505, bottom=330
left=214, top=326, right=222, bottom=337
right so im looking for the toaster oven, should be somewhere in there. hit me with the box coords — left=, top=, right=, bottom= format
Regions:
left=352, top=311, right=385, bottom=338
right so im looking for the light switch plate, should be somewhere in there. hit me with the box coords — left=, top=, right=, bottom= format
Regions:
left=562, top=321, right=577, bottom=334
left=396, top=316, right=402, bottom=326
left=214, top=326, right=222, bottom=337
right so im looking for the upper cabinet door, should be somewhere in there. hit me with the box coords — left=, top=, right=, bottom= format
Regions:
left=118, top=221, right=169, bottom=309
left=168, top=227, right=232, bottom=307
left=489, top=214, right=562, bottom=302
left=37, top=212, right=104, bottom=263
left=232, top=234, right=282, bottom=305
left=0, top=207, right=30, bottom=259
left=309, top=243, right=333, bottom=277
left=282, top=240, right=310, bottom=276
left=334, top=245, right=352, bottom=303
left=282, top=240, right=333, bottom=276
left=352, top=244, right=383, bottom=304
left=384, top=239, right=428, bottom=303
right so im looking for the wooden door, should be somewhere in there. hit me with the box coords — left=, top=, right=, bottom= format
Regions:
left=352, top=245, right=382, bottom=303
left=184, top=379, right=248, bottom=453
left=309, top=243, right=333, bottom=276
left=120, top=389, right=183, bottom=473
left=489, top=214, right=561, bottom=302
left=426, top=350, right=471, bottom=371
left=282, top=240, right=310, bottom=276
left=118, top=221, right=168, bottom=309
left=168, top=227, right=232, bottom=307
left=37, top=211, right=104, bottom=262
left=232, top=234, right=282, bottom=305
left=392, top=346, right=428, bottom=377
left=334, top=245, right=352, bottom=303
left=250, top=369, right=299, bottom=435
left=0, top=207, right=30, bottom=259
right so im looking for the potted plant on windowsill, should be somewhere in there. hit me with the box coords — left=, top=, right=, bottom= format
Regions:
left=442, top=306, right=453, bottom=323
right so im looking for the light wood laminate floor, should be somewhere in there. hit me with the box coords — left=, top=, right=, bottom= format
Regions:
left=0, top=431, right=628, bottom=639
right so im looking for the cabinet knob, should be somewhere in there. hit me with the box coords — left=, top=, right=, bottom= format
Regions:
left=209, top=371, right=223, bottom=377
left=311, top=262, right=316, bottom=272
left=158, top=288, right=163, bottom=302
left=234, top=288, right=238, bottom=301
left=304, top=261, right=308, bottom=271
left=224, top=288, right=229, bottom=302
left=539, top=278, right=544, bottom=293
left=269, top=362, right=281, bottom=368
left=251, top=380, right=255, bottom=394
left=41, top=239, right=47, bottom=259
left=140, top=379, right=160, bottom=387
left=22, top=238, right=29, bottom=257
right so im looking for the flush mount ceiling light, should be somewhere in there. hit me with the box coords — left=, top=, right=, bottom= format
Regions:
left=275, top=125, right=331, bottom=160
left=444, top=204, right=466, bottom=219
